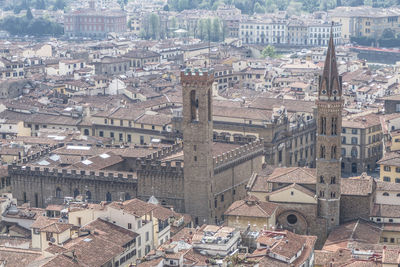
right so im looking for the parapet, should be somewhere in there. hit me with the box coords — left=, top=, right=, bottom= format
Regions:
left=7, top=164, right=136, bottom=183
left=213, top=139, right=264, bottom=173
left=145, top=142, right=183, bottom=161
left=180, top=68, right=214, bottom=86
left=16, top=143, right=62, bottom=165
left=136, top=158, right=184, bottom=177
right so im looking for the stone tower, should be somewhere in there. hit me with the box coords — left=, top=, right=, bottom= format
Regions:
left=316, top=27, right=343, bottom=233
left=181, top=68, right=214, bottom=226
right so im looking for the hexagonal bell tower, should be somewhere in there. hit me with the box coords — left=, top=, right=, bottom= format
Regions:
left=316, top=26, right=343, bottom=234
left=181, top=68, right=214, bottom=226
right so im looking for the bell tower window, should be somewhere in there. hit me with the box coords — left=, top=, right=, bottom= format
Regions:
left=320, top=117, right=326, bottom=135
left=190, top=90, right=198, bottom=121
left=331, top=117, right=337, bottom=135
left=331, top=146, right=337, bottom=160
left=320, top=145, right=326, bottom=159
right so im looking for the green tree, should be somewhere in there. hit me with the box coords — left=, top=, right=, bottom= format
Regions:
left=35, top=0, right=46, bottom=10
left=264, top=0, right=277, bottom=12
left=254, top=2, right=265, bottom=13
left=287, top=1, right=302, bottom=15
left=302, top=0, right=319, bottom=12
left=382, top=28, right=395, bottom=39
left=261, top=45, right=276, bottom=58
left=53, top=0, right=65, bottom=10
left=211, top=18, right=221, bottom=41
left=26, top=8, right=33, bottom=20
left=274, top=0, right=289, bottom=11
left=149, top=13, right=160, bottom=39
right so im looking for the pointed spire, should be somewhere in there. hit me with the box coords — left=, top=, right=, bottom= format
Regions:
left=319, top=22, right=341, bottom=99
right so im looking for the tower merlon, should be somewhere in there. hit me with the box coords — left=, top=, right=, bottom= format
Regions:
left=180, top=68, right=214, bottom=85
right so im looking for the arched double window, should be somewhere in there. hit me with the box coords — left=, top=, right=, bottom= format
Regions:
left=86, top=190, right=92, bottom=200
left=351, top=147, right=358, bottom=158
left=320, top=145, right=326, bottom=159
left=106, top=192, right=112, bottom=202
left=190, top=90, right=199, bottom=121
left=331, top=146, right=337, bottom=160
left=56, top=187, right=62, bottom=199
left=320, top=117, right=326, bottom=135
left=331, top=117, right=337, bottom=135
left=74, top=189, right=80, bottom=198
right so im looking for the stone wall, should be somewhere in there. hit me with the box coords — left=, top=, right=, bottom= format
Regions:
left=275, top=202, right=327, bottom=249
left=340, top=194, right=374, bottom=223
left=136, top=160, right=185, bottom=212
left=9, top=165, right=137, bottom=207
left=385, top=99, right=400, bottom=115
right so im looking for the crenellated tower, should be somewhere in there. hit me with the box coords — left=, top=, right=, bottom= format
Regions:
left=316, top=26, right=343, bottom=233
left=181, top=68, right=214, bottom=226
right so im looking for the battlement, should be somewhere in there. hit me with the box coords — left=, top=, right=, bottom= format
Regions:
left=144, top=142, right=183, bottom=161
left=213, top=139, right=264, bottom=173
left=180, top=68, right=214, bottom=85
left=7, top=164, right=136, bottom=183
left=15, top=144, right=62, bottom=165
left=137, top=158, right=184, bottom=176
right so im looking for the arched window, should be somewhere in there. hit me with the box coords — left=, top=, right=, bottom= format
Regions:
left=125, top=193, right=131, bottom=201
left=319, top=190, right=324, bottom=197
left=331, top=192, right=336, bottom=198
left=320, top=117, right=326, bottom=135
left=86, top=190, right=92, bottom=200
left=106, top=192, right=112, bottom=202
left=351, top=147, right=358, bottom=158
left=34, top=193, right=38, bottom=207
left=23, top=192, right=27, bottom=203
left=83, top=129, right=89, bottom=136
left=383, top=192, right=389, bottom=196
left=56, top=187, right=62, bottom=198
left=320, top=145, right=326, bottom=159
left=190, top=90, right=198, bottom=121
left=74, top=189, right=80, bottom=198
left=320, top=175, right=325, bottom=183
left=331, top=146, right=337, bottom=160
left=331, top=176, right=336, bottom=184
left=331, top=117, right=337, bottom=135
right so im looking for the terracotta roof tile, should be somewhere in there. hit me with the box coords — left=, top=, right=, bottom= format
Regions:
left=224, top=197, right=278, bottom=218
left=266, top=167, right=316, bottom=184
left=109, top=198, right=155, bottom=218
left=340, top=175, right=374, bottom=196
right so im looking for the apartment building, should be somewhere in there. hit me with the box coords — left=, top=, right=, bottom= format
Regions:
left=240, top=18, right=287, bottom=45
left=307, top=22, right=342, bottom=46
left=330, top=6, right=400, bottom=41
left=64, top=9, right=127, bottom=38
left=240, top=18, right=341, bottom=46
left=341, top=113, right=383, bottom=174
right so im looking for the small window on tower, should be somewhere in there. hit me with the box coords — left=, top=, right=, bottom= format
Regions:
left=194, top=156, right=197, bottom=162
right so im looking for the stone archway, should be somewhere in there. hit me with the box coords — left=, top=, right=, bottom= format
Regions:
left=276, top=210, right=309, bottom=235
